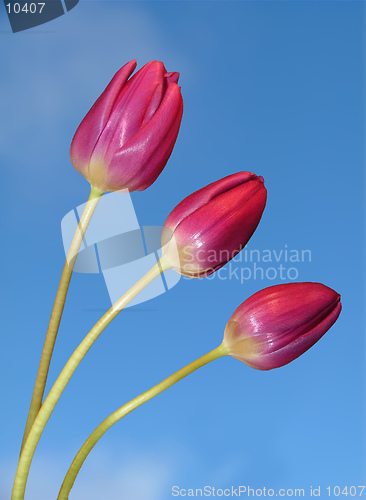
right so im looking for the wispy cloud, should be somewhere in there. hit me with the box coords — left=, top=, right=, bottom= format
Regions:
left=0, top=3, right=190, bottom=168
left=2, top=446, right=175, bottom=500
left=1, top=438, right=252, bottom=500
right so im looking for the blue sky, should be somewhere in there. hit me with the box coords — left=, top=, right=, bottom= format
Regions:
left=0, top=1, right=365, bottom=499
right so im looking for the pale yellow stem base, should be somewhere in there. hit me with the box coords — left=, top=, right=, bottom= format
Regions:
left=12, top=235, right=170, bottom=500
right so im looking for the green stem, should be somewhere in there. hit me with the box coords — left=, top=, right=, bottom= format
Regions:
left=58, top=343, right=229, bottom=500
left=20, top=185, right=103, bottom=451
left=12, top=255, right=171, bottom=500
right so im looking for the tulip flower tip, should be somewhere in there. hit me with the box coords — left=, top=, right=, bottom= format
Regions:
left=70, top=59, right=183, bottom=193
left=162, top=172, right=267, bottom=278
left=222, top=282, right=342, bottom=371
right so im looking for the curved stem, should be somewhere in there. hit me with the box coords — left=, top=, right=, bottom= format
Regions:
left=12, top=256, right=172, bottom=500
left=21, top=186, right=103, bottom=451
left=58, top=343, right=229, bottom=500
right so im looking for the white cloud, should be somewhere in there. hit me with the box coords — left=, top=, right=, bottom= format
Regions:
left=2, top=446, right=175, bottom=500
left=0, top=2, right=191, bottom=166
left=1, top=439, right=249, bottom=500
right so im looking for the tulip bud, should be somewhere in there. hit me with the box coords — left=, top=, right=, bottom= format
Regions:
left=223, top=282, right=341, bottom=370
left=70, top=60, right=183, bottom=193
left=161, top=172, right=267, bottom=278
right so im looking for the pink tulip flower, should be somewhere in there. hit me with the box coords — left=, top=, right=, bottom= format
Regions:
left=161, top=172, right=267, bottom=277
left=223, top=282, right=341, bottom=370
left=70, top=60, right=183, bottom=193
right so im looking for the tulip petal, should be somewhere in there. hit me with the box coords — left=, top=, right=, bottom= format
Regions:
left=70, top=59, right=183, bottom=192
left=174, top=180, right=267, bottom=274
left=224, top=282, right=342, bottom=370
left=93, top=61, right=168, bottom=162
left=165, top=71, right=180, bottom=84
left=165, top=172, right=260, bottom=233
left=106, top=82, right=183, bottom=191
left=161, top=173, right=267, bottom=277
left=70, top=60, right=137, bottom=178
